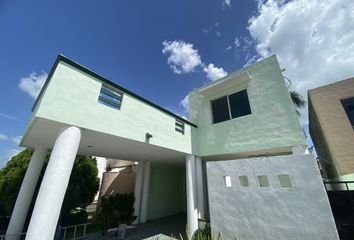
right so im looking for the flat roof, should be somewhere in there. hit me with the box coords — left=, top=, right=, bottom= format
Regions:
left=32, top=54, right=197, bottom=128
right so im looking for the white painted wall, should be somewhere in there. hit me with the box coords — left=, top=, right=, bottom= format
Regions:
left=206, top=154, right=339, bottom=240
left=32, top=61, right=193, bottom=154
left=94, top=157, right=107, bottom=201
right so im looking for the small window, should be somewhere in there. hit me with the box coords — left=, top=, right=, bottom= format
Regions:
left=341, top=97, right=354, bottom=129
left=224, top=176, right=232, bottom=187
left=175, top=120, right=185, bottom=134
left=239, top=176, right=249, bottom=187
left=98, top=86, right=122, bottom=110
left=257, top=175, right=269, bottom=187
left=211, top=89, right=251, bottom=124
left=278, top=175, right=293, bottom=188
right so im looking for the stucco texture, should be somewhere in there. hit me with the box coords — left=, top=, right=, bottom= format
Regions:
left=309, top=77, right=354, bottom=178
left=33, top=61, right=193, bottom=154
left=206, top=154, right=338, bottom=240
left=189, top=56, right=305, bottom=157
left=148, top=164, right=186, bottom=220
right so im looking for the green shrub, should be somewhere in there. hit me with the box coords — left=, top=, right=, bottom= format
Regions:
left=96, top=193, right=135, bottom=228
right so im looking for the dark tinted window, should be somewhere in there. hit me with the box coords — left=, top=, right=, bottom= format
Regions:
left=211, top=96, right=230, bottom=123
left=341, top=97, right=354, bottom=129
left=229, top=90, right=251, bottom=119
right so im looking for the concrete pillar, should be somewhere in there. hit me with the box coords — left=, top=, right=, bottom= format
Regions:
left=94, top=157, right=107, bottom=202
left=186, top=154, right=198, bottom=237
left=6, top=147, right=47, bottom=239
left=25, top=126, right=81, bottom=240
left=140, top=161, right=151, bottom=223
left=195, top=157, right=205, bottom=219
left=133, top=161, right=145, bottom=224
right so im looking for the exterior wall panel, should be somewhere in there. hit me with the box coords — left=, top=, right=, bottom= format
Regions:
left=206, top=155, right=338, bottom=240
left=309, top=77, right=354, bottom=178
left=148, top=164, right=186, bottom=220
left=34, top=61, right=193, bottom=154
left=189, top=56, right=305, bottom=157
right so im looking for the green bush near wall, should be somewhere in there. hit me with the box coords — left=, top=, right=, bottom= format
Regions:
left=96, top=193, right=135, bottom=228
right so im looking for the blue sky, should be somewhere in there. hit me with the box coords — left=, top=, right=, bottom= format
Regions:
left=0, top=0, right=353, bottom=167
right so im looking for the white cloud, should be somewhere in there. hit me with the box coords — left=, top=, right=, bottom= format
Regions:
left=248, top=0, right=354, bottom=123
left=19, top=72, right=48, bottom=99
left=223, top=0, right=231, bottom=8
left=11, top=136, right=22, bottom=146
left=203, top=63, right=228, bottom=81
left=162, top=40, right=203, bottom=74
left=234, top=37, right=241, bottom=48
left=6, top=149, right=21, bottom=160
left=162, top=39, right=227, bottom=82
left=0, top=133, right=8, bottom=141
left=180, top=95, right=189, bottom=112
left=202, top=22, right=221, bottom=36
left=0, top=112, right=20, bottom=121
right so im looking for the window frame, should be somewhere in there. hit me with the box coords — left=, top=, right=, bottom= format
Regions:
left=210, top=88, right=252, bottom=124
left=98, top=85, right=123, bottom=110
left=175, top=119, right=185, bottom=134
left=340, top=96, right=354, bottom=130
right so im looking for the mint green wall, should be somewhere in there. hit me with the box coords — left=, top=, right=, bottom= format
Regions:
left=32, top=61, right=193, bottom=154
left=189, top=56, right=306, bottom=156
left=148, top=164, right=186, bottom=220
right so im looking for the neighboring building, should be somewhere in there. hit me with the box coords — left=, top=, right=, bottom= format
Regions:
left=309, top=77, right=354, bottom=180
left=98, top=159, right=136, bottom=199
left=5, top=55, right=338, bottom=239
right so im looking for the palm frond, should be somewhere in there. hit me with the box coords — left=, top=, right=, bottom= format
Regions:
left=290, top=91, right=306, bottom=108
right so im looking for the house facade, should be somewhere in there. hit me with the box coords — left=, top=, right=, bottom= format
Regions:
left=309, top=77, right=354, bottom=180
left=6, top=55, right=338, bottom=239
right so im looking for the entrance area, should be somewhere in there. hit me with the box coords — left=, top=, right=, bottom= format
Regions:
left=147, top=164, right=186, bottom=220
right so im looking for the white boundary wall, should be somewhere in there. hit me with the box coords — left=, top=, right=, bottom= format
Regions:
left=206, top=154, right=339, bottom=240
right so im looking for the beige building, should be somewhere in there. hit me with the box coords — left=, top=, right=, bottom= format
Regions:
left=309, top=77, right=354, bottom=179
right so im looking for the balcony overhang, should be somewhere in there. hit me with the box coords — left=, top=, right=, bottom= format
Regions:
left=198, top=70, right=251, bottom=98
left=21, top=117, right=188, bottom=165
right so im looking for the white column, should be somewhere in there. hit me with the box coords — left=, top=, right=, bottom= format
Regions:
left=186, top=154, right=198, bottom=237
left=133, top=161, right=145, bottom=224
left=195, top=157, right=205, bottom=219
left=6, top=147, right=47, bottom=239
left=25, top=126, right=81, bottom=240
left=140, top=161, right=151, bottom=223
left=94, top=157, right=107, bottom=202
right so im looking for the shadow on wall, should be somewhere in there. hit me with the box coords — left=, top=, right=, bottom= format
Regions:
left=99, top=166, right=136, bottom=199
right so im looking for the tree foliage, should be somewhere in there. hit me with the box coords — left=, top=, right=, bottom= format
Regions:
left=289, top=90, right=306, bottom=116
left=0, top=148, right=99, bottom=225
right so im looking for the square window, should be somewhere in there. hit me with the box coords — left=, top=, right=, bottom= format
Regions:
left=211, top=96, right=230, bottom=123
left=224, top=176, right=232, bottom=187
left=278, top=175, right=293, bottom=188
left=98, top=86, right=122, bottom=110
left=257, top=175, right=269, bottom=187
left=239, top=176, right=249, bottom=187
left=211, top=89, right=252, bottom=124
left=228, top=89, right=252, bottom=119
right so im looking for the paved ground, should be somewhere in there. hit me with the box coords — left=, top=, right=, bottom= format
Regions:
left=87, top=214, right=186, bottom=240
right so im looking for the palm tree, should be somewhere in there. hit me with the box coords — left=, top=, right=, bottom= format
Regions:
left=289, top=90, right=306, bottom=115
left=283, top=75, right=306, bottom=116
